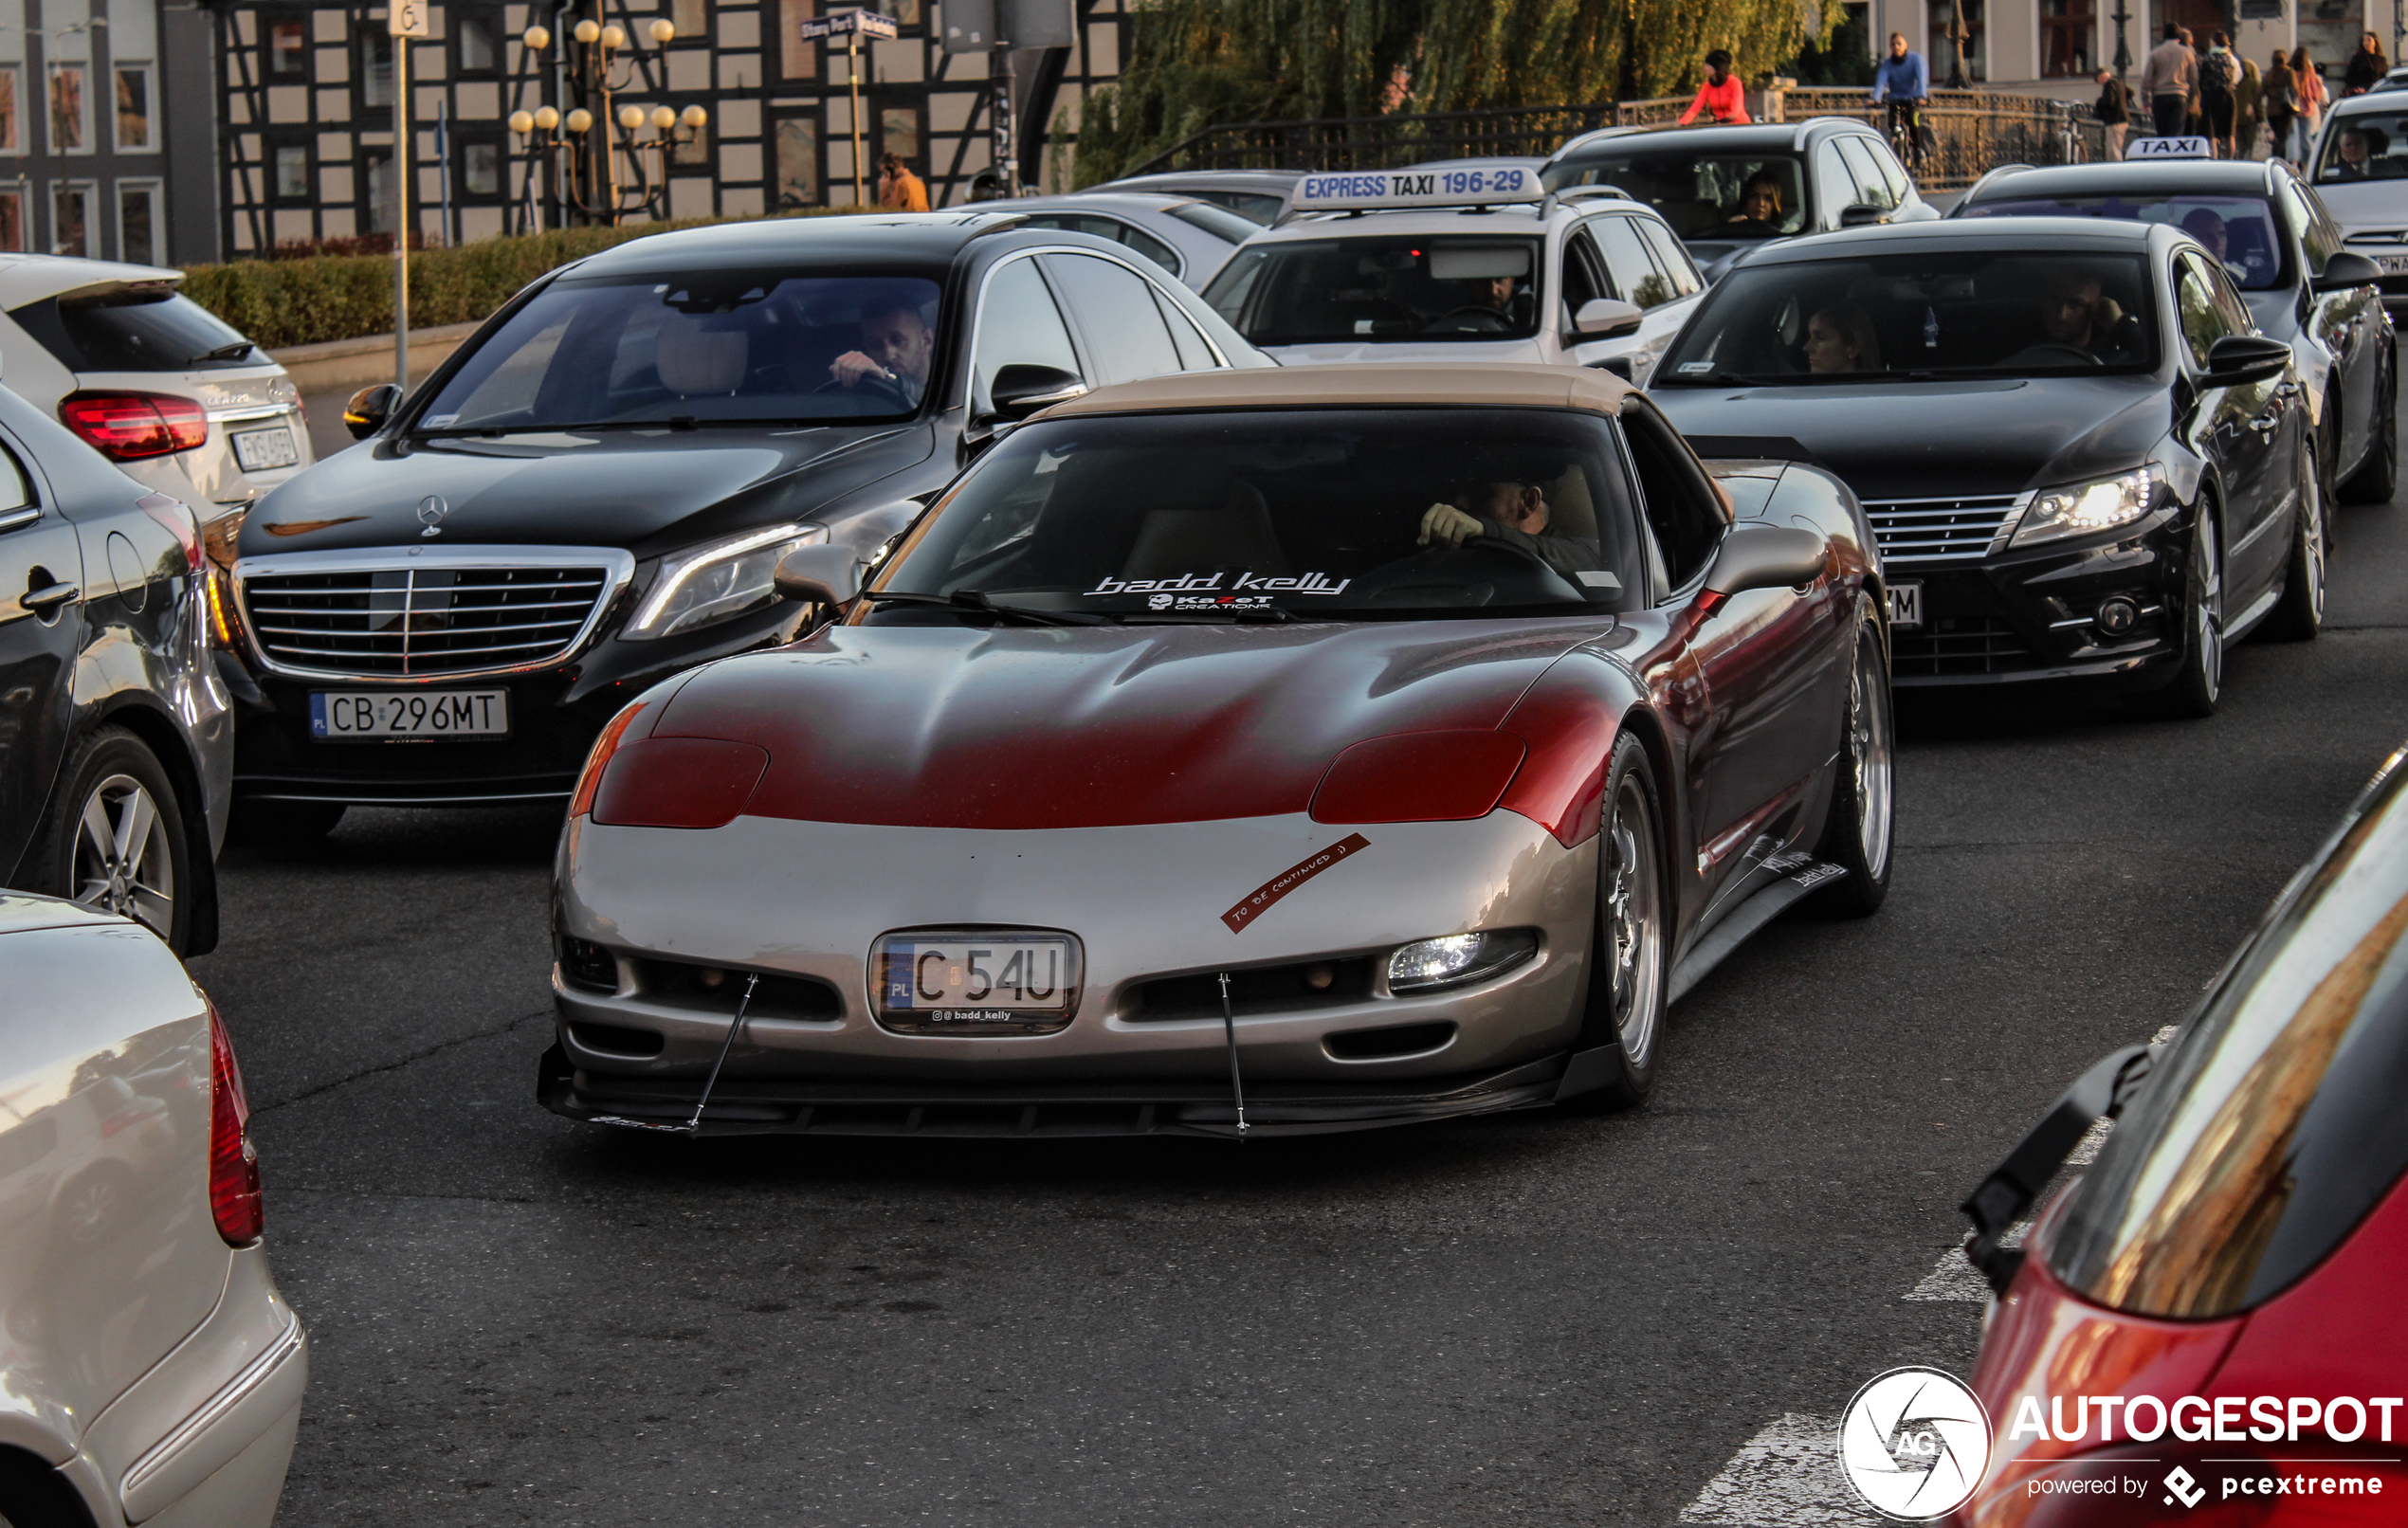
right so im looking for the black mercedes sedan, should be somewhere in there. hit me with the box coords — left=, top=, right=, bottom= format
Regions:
left=220, top=211, right=1268, bottom=831
left=1956, top=157, right=2397, bottom=508
left=1648, top=218, right=2319, bottom=717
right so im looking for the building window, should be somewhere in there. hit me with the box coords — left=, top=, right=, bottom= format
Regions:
left=271, top=141, right=311, bottom=202
left=267, top=17, right=309, bottom=79
left=50, top=181, right=91, bottom=256
left=673, top=0, right=707, bottom=37
left=118, top=180, right=159, bottom=264
left=460, top=138, right=502, bottom=198
left=1929, top=0, right=1985, bottom=82
left=877, top=102, right=923, bottom=170
left=363, top=150, right=393, bottom=233
left=778, top=0, right=815, bottom=80
left=361, top=29, right=393, bottom=109
left=0, top=184, right=24, bottom=250
left=773, top=112, right=818, bottom=209
left=456, top=10, right=500, bottom=73
left=115, top=64, right=154, bottom=151
left=889, top=0, right=921, bottom=27
left=2040, top=0, right=2095, bottom=76
left=0, top=67, right=20, bottom=155
left=47, top=64, right=88, bottom=154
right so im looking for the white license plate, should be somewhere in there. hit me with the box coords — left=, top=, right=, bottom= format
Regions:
left=231, top=425, right=301, bottom=472
left=1888, top=580, right=1924, bottom=630
left=309, top=689, right=508, bottom=738
left=875, top=935, right=1079, bottom=1022
left=2375, top=254, right=2408, bottom=275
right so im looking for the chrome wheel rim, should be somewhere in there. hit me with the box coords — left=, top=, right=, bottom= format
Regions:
left=2196, top=521, right=2223, bottom=703
left=1850, top=642, right=1893, bottom=880
left=2304, top=455, right=2328, bottom=627
left=71, top=773, right=174, bottom=938
left=1603, top=773, right=1663, bottom=1068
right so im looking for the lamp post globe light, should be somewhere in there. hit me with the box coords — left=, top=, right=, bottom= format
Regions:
left=502, top=5, right=707, bottom=227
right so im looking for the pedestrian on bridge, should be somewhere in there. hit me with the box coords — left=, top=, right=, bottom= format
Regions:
left=1678, top=49, right=1752, bottom=125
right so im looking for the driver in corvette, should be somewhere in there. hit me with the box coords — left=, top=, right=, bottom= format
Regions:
left=1416, top=480, right=1606, bottom=576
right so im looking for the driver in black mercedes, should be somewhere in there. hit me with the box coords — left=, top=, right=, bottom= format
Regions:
left=1415, top=479, right=1604, bottom=577
left=829, top=297, right=935, bottom=405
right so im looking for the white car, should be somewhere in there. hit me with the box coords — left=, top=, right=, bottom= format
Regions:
left=1198, top=169, right=1706, bottom=384
left=0, top=892, right=305, bottom=1528
left=2306, top=94, right=2408, bottom=318
left=0, top=257, right=312, bottom=525
left=998, top=191, right=1265, bottom=289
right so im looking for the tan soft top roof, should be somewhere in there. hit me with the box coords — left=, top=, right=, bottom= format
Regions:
left=1037, top=362, right=1636, bottom=420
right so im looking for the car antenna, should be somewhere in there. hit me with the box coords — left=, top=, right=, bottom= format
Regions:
left=688, top=973, right=760, bottom=1134
left=1216, top=972, right=1250, bottom=1140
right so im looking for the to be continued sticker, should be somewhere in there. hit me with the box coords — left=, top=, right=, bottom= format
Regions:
left=1222, top=834, right=1370, bottom=934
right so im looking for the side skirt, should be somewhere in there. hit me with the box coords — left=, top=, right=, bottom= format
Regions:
left=1666, top=854, right=1848, bottom=1005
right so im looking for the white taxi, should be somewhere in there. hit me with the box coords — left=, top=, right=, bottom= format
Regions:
left=1198, top=166, right=1706, bottom=384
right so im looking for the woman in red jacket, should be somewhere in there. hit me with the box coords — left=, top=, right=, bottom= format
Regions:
left=1679, top=50, right=1752, bottom=124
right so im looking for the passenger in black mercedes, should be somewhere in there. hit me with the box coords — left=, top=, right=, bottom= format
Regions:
left=828, top=294, right=937, bottom=406
left=1416, top=477, right=1607, bottom=575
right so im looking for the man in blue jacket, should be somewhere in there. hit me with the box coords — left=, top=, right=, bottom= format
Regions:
left=1871, top=32, right=1930, bottom=170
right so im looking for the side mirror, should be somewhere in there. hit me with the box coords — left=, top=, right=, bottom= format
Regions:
left=1838, top=203, right=1888, bottom=227
left=1593, top=355, right=1635, bottom=381
left=342, top=383, right=403, bottom=440
left=1573, top=298, right=1643, bottom=338
left=2203, top=333, right=2292, bottom=386
left=1696, top=520, right=1827, bottom=609
left=772, top=543, right=865, bottom=606
left=987, top=363, right=1088, bottom=423
left=2312, top=250, right=2384, bottom=292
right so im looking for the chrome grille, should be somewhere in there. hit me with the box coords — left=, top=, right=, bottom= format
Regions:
left=1862, top=495, right=2026, bottom=564
left=241, top=562, right=612, bottom=677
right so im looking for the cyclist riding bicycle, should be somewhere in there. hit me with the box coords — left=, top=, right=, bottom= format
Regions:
left=1871, top=31, right=1931, bottom=170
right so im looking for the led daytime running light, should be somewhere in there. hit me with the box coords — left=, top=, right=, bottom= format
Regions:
left=2012, top=465, right=2161, bottom=549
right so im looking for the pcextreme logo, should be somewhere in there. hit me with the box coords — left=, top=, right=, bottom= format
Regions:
left=1838, top=1367, right=1993, bottom=1521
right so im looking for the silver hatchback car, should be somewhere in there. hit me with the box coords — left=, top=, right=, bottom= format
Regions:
left=0, top=893, right=305, bottom=1527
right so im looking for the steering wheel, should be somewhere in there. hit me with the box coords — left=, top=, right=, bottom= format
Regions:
left=2003, top=341, right=2103, bottom=367
left=813, top=371, right=916, bottom=408
left=1350, top=536, right=1585, bottom=609
left=1425, top=306, right=1514, bottom=335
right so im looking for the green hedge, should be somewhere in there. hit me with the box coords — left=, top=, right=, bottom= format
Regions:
left=178, top=210, right=858, bottom=351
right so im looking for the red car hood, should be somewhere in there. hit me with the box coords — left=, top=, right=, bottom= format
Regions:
left=648, top=617, right=1613, bottom=830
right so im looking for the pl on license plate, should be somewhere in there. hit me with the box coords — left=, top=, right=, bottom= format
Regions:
left=309, top=689, right=508, bottom=738
left=231, top=425, right=300, bottom=472
left=874, top=934, right=1080, bottom=1030
left=1888, top=580, right=1924, bottom=630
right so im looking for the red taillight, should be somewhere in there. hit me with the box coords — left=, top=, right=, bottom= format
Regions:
left=207, top=1000, right=263, bottom=1246
left=570, top=701, right=648, bottom=817
left=60, top=391, right=210, bottom=460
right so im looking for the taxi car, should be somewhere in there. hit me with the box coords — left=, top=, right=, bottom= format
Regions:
left=1198, top=169, right=1706, bottom=384
left=1946, top=743, right=2408, bottom=1523
left=539, top=363, right=1894, bottom=1139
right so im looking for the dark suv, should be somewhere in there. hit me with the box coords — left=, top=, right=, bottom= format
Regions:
left=220, top=212, right=1268, bottom=832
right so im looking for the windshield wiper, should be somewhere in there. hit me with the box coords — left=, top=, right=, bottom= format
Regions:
left=192, top=341, right=258, bottom=363
left=864, top=589, right=1109, bottom=627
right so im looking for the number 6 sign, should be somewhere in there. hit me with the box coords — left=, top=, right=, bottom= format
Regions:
left=389, top=0, right=429, bottom=37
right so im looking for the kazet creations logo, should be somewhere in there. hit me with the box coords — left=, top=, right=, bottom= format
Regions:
left=1839, top=1367, right=1994, bottom=1520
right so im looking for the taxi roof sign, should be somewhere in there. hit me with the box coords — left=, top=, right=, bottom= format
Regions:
left=2128, top=135, right=2212, bottom=159
left=1292, top=165, right=1541, bottom=214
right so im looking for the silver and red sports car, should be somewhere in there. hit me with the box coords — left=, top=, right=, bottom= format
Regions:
left=539, top=365, right=1894, bottom=1138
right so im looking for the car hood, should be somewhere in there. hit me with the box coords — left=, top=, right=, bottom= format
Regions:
left=1651, top=375, right=2171, bottom=500
left=1261, top=338, right=1544, bottom=366
left=239, top=422, right=933, bottom=557
left=2302, top=179, right=2408, bottom=233
left=648, top=617, right=1612, bottom=830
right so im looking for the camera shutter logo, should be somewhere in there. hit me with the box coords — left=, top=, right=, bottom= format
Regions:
left=1837, top=1367, right=1993, bottom=1520
left=417, top=495, right=448, bottom=537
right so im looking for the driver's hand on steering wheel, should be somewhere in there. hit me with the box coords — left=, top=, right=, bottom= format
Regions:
left=1419, top=503, right=1485, bottom=548
left=830, top=351, right=895, bottom=390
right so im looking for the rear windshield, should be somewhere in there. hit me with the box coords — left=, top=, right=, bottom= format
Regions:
left=2314, top=112, right=2408, bottom=184
left=1961, top=192, right=2288, bottom=290
left=1169, top=201, right=1264, bottom=244
left=1202, top=236, right=1544, bottom=345
left=1191, top=191, right=1286, bottom=226
left=875, top=408, right=1641, bottom=621
left=1655, top=250, right=2160, bottom=382
left=2048, top=760, right=2408, bottom=1318
left=10, top=288, right=260, bottom=373
left=1544, top=153, right=1810, bottom=241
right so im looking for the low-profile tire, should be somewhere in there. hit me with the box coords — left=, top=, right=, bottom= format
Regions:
left=2340, top=344, right=2399, bottom=504
left=228, top=798, right=347, bottom=845
left=1564, top=735, right=1668, bottom=1111
left=1805, top=618, right=1894, bottom=917
left=2265, top=446, right=2328, bottom=643
left=36, top=726, right=193, bottom=952
left=2154, top=508, right=2225, bottom=719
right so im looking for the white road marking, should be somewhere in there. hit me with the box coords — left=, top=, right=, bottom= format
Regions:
left=1676, top=1414, right=1878, bottom=1525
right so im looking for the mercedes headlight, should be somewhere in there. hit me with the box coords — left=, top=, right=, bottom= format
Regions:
left=2010, top=466, right=2160, bottom=549
left=625, top=522, right=823, bottom=640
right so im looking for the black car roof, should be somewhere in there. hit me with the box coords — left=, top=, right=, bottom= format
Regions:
left=1965, top=160, right=2284, bottom=200
left=565, top=210, right=1022, bottom=279
left=1735, top=215, right=2168, bottom=264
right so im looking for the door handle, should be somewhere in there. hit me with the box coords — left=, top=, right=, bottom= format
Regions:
left=20, top=581, right=78, bottom=614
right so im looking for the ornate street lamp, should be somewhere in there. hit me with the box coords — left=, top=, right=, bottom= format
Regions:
left=503, top=9, right=705, bottom=226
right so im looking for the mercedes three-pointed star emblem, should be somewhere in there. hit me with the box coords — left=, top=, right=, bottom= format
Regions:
left=417, top=494, right=447, bottom=537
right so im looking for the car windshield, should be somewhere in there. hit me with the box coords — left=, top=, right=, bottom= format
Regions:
left=1544, top=153, right=1809, bottom=240
left=1201, top=236, right=1544, bottom=345
left=1654, top=250, right=2160, bottom=382
left=2314, top=112, right=2408, bottom=183
left=413, top=270, right=942, bottom=431
left=873, top=408, right=1641, bottom=621
left=1961, top=193, right=2287, bottom=289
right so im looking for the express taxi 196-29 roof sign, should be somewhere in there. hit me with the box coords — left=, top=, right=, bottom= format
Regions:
left=1292, top=165, right=1540, bottom=214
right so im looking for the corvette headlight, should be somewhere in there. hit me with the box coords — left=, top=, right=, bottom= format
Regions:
left=2010, top=465, right=2160, bottom=549
left=625, top=522, right=823, bottom=640
left=1386, top=929, right=1539, bottom=993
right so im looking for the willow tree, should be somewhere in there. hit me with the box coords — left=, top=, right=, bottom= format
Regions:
left=1076, top=0, right=1838, bottom=182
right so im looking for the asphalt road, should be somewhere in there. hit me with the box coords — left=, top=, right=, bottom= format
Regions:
left=192, top=401, right=2408, bottom=1527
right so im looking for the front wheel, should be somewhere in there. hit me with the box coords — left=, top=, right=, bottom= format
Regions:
left=1807, top=620, right=1894, bottom=916
left=2155, top=509, right=2225, bottom=719
left=2339, top=341, right=2399, bottom=504
left=1567, top=736, right=1668, bottom=1110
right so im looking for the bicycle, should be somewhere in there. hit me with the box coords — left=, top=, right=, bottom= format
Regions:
left=1885, top=98, right=1930, bottom=173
